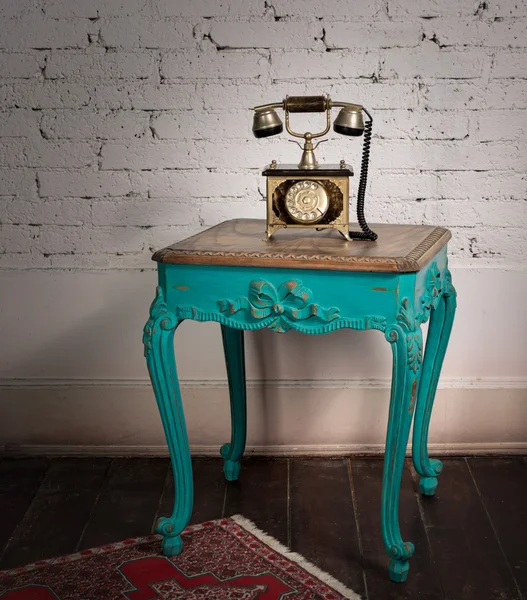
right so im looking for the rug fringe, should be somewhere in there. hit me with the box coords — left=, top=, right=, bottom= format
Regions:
left=230, top=514, right=362, bottom=600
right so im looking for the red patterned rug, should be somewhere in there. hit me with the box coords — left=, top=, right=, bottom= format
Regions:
left=0, top=515, right=360, bottom=599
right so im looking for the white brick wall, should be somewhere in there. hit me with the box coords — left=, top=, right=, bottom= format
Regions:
left=0, top=0, right=526, bottom=269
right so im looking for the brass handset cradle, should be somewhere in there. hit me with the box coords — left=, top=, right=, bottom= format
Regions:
left=252, top=95, right=377, bottom=241
left=283, top=96, right=331, bottom=170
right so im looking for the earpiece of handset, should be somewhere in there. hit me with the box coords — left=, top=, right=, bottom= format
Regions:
left=252, top=106, right=283, bottom=138
left=333, top=106, right=365, bottom=137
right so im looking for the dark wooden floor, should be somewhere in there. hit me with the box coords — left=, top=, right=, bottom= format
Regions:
left=0, top=456, right=525, bottom=600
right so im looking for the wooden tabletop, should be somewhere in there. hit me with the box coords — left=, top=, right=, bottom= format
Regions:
left=153, top=219, right=451, bottom=273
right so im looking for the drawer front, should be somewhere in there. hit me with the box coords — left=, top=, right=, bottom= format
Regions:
left=160, top=264, right=409, bottom=334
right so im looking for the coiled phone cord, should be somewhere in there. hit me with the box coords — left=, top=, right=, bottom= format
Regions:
left=349, top=109, right=377, bottom=241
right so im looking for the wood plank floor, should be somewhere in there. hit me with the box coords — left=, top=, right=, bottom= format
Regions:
left=0, top=456, right=525, bottom=600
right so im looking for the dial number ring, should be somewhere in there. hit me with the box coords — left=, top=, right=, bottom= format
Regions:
left=285, top=180, right=329, bottom=224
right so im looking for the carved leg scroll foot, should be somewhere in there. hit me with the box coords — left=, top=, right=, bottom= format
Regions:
left=220, top=326, right=247, bottom=482
left=144, top=287, right=193, bottom=556
left=413, top=272, right=457, bottom=496
left=389, top=547, right=413, bottom=583
left=419, top=474, right=440, bottom=496
left=383, top=300, right=422, bottom=583
left=221, top=448, right=241, bottom=482
left=156, top=517, right=183, bottom=556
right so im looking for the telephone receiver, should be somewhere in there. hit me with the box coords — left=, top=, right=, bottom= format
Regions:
left=252, top=95, right=377, bottom=241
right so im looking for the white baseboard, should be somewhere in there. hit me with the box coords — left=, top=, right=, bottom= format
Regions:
left=1, top=377, right=526, bottom=455
left=1, top=376, right=526, bottom=390
left=2, top=442, right=526, bottom=458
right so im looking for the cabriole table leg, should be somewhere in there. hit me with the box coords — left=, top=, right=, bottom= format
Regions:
left=382, top=301, right=423, bottom=583
left=143, top=287, right=193, bottom=557
left=220, top=325, right=247, bottom=481
left=412, top=276, right=457, bottom=496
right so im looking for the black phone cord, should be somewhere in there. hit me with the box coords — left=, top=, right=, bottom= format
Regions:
left=349, top=112, right=377, bottom=241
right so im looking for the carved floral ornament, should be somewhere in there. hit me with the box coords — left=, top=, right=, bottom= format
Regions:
left=398, top=298, right=423, bottom=374
left=218, top=279, right=340, bottom=333
left=416, top=262, right=455, bottom=324
left=143, top=287, right=177, bottom=357
left=417, top=262, right=442, bottom=324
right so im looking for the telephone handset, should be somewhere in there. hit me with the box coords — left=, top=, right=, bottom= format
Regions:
left=252, top=95, right=377, bottom=242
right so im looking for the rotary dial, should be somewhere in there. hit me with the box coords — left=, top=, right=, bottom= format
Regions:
left=285, top=180, right=329, bottom=224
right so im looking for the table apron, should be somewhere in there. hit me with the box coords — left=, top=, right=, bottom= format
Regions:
left=159, top=263, right=431, bottom=335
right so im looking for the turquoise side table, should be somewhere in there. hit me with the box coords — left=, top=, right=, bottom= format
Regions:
left=143, top=219, right=456, bottom=583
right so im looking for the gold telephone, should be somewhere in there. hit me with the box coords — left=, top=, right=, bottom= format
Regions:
left=252, top=95, right=377, bottom=241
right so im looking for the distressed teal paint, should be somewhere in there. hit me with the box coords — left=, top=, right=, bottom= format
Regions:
left=143, top=288, right=193, bottom=557
left=383, top=294, right=422, bottom=583
left=164, top=264, right=400, bottom=325
left=144, top=252, right=455, bottom=582
left=412, top=269, right=457, bottom=496
left=416, top=262, right=442, bottom=324
left=414, top=246, right=448, bottom=321
left=219, top=279, right=341, bottom=333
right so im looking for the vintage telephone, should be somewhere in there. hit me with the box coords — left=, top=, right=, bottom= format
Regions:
left=252, top=95, right=377, bottom=241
